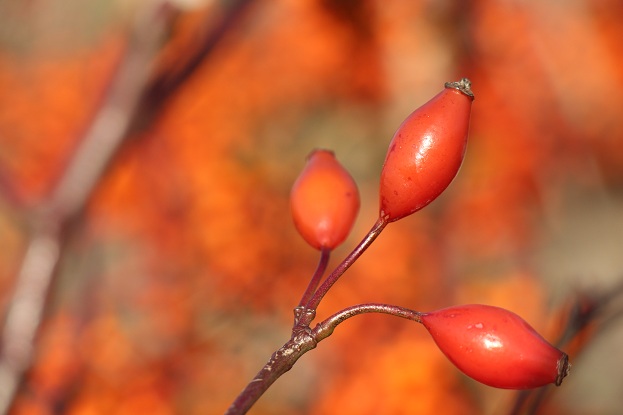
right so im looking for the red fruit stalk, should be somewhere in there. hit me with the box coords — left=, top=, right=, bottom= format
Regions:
left=291, top=149, right=360, bottom=250
left=380, top=78, right=474, bottom=222
left=420, top=304, right=570, bottom=389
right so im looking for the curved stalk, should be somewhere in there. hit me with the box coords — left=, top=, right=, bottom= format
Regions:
left=313, top=303, right=422, bottom=342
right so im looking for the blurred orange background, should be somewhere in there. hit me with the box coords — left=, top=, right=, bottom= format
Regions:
left=1, top=1, right=623, bottom=414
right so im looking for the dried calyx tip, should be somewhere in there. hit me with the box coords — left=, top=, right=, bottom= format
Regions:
left=445, top=78, right=474, bottom=100
left=555, top=353, right=571, bottom=386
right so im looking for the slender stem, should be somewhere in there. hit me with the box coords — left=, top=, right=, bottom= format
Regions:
left=305, top=218, right=387, bottom=310
left=297, top=248, right=331, bottom=308
left=313, top=303, right=422, bottom=342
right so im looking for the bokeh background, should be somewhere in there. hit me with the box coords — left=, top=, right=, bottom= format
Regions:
left=1, top=1, right=623, bottom=414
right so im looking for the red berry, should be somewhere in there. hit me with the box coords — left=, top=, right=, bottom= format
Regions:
left=379, top=78, right=474, bottom=222
left=290, top=149, right=360, bottom=250
left=420, top=304, right=570, bottom=389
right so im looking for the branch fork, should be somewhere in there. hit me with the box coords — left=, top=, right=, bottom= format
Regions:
left=224, top=217, right=430, bottom=415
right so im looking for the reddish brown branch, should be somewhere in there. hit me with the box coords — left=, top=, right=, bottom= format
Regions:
left=0, top=3, right=175, bottom=414
left=225, top=303, right=422, bottom=415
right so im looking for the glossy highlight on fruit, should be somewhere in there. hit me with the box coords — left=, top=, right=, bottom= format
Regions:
left=290, top=149, right=360, bottom=250
left=379, top=78, right=474, bottom=222
left=420, top=304, right=570, bottom=389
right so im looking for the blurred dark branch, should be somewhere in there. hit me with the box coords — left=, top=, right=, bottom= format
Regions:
left=140, top=0, right=258, bottom=122
left=507, top=280, right=623, bottom=415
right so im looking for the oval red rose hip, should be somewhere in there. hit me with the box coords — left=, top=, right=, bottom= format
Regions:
left=379, top=78, right=474, bottom=222
left=290, top=149, right=360, bottom=250
left=419, top=304, right=570, bottom=389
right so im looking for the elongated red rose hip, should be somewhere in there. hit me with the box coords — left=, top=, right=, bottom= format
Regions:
left=419, top=304, right=569, bottom=389
left=380, top=78, right=474, bottom=222
left=290, top=149, right=360, bottom=250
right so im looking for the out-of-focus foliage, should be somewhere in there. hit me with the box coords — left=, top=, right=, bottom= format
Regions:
left=1, top=0, right=623, bottom=414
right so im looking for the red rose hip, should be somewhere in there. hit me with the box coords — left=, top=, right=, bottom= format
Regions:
left=420, top=304, right=570, bottom=389
left=379, top=78, right=474, bottom=222
left=290, top=149, right=360, bottom=250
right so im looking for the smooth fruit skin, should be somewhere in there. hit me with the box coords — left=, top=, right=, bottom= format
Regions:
left=290, top=149, right=360, bottom=250
left=379, top=79, right=473, bottom=222
left=420, top=304, right=570, bottom=389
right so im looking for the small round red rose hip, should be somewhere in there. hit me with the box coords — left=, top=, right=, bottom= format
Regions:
left=290, top=149, right=360, bottom=250
left=419, top=304, right=570, bottom=389
left=379, top=78, right=474, bottom=222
